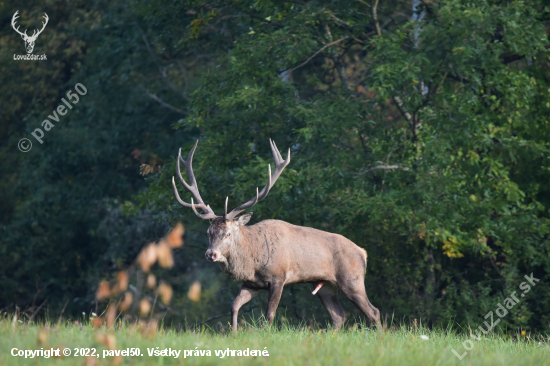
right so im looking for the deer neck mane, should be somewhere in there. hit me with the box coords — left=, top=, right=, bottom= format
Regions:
left=218, top=225, right=266, bottom=282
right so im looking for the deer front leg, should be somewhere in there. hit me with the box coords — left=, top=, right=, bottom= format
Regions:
left=231, top=285, right=258, bottom=333
left=266, top=280, right=284, bottom=325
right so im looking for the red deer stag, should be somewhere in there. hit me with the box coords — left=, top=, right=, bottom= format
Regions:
left=172, top=139, right=381, bottom=332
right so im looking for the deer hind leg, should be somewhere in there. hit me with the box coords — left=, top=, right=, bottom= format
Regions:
left=315, top=282, right=345, bottom=330
left=339, top=281, right=382, bottom=330
left=231, top=285, right=259, bottom=333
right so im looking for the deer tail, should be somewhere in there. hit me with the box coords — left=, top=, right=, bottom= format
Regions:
left=359, top=248, right=367, bottom=273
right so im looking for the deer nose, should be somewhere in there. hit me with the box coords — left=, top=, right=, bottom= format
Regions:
left=205, top=249, right=217, bottom=262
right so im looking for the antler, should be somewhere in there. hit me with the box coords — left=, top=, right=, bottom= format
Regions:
left=172, top=139, right=290, bottom=221
left=29, top=13, right=49, bottom=40
left=11, top=11, right=27, bottom=37
left=172, top=140, right=217, bottom=219
left=11, top=11, right=48, bottom=40
left=225, top=139, right=290, bottom=221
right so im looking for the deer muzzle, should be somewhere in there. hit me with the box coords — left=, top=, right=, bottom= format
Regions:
left=205, top=249, right=219, bottom=262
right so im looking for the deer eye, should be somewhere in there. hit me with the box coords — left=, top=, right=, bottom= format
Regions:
left=225, top=233, right=231, bottom=238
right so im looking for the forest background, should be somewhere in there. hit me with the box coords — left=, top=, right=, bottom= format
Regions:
left=1, top=0, right=549, bottom=333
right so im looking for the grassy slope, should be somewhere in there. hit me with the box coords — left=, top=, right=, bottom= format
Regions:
left=0, top=319, right=549, bottom=366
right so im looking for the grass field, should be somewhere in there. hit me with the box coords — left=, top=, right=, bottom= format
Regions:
left=1, top=317, right=549, bottom=366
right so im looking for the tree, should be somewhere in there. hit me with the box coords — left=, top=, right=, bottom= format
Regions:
left=2, top=0, right=549, bottom=331
left=141, top=0, right=550, bottom=329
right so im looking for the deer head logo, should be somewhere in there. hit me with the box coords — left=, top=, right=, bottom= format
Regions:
left=11, top=11, right=49, bottom=54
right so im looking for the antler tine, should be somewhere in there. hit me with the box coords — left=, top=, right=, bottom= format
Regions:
left=176, top=147, right=193, bottom=193
left=172, top=176, right=196, bottom=207
left=225, top=139, right=290, bottom=221
left=270, top=138, right=291, bottom=168
left=181, top=141, right=200, bottom=192
left=34, top=13, right=48, bottom=37
left=11, top=11, right=27, bottom=37
left=191, top=198, right=217, bottom=220
left=176, top=142, right=206, bottom=205
left=253, top=186, right=260, bottom=205
left=259, top=164, right=272, bottom=200
left=172, top=140, right=217, bottom=219
left=270, top=139, right=282, bottom=163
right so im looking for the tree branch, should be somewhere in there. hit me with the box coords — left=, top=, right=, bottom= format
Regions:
left=28, top=298, right=48, bottom=323
left=501, top=54, right=525, bottom=64
left=445, top=72, right=468, bottom=83
left=329, top=14, right=353, bottom=29
left=289, top=36, right=349, bottom=73
left=392, top=96, right=413, bottom=125
left=134, top=22, right=190, bottom=102
left=146, top=91, right=187, bottom=115
left=356, top=162, right=410, bottom=176
left=372, top=0, right=382, bottom=36
left=354, top=0, right=371, bottom=7
left=372, top=2, right=417, bottom=139
left=369, top=163, right=408, bottom=171
left=358, top=131, right=370, bottom=155
left=57, top=299, right=69, bottom=324
left=322, top=22, right=352, bottom=91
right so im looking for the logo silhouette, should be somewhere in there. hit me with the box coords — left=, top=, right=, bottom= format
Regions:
left=11, top=11, right=49, bottom=54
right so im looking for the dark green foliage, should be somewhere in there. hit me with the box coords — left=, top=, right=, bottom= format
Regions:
left=1, top=0, right=549, bottom=332
left=0, top=0, right=193, bottom=312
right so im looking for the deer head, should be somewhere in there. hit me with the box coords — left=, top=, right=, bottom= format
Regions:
left=12, top=11, right=49, bottom=54
left=172, top=139, right=290, bottom=262
left=203, top=214, right=253, bottom=262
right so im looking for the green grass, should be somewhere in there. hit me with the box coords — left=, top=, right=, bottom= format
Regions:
left=1, top=317, right=549, bottom=365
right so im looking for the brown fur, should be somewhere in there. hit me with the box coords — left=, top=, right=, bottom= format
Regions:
left=205, top=216, right=381, bottom=332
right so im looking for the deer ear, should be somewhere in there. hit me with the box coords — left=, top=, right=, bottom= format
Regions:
left=235, top=212, right=253, bottom=226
